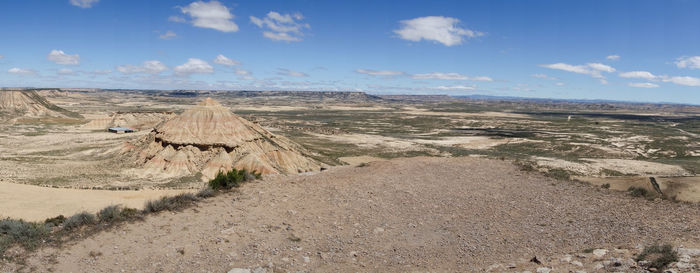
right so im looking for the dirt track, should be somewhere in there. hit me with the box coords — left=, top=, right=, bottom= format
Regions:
left=4, top=157, right=700, bottom=272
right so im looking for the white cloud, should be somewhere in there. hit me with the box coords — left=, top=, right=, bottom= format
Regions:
left=234, top=68, right=250, bottom=75
left=117, top=60, right=168, bottom=74
left=159, top=30, right=177, bottom=40
left=541, top=62, right=615, bottom=81
left=174, top=58, right=214, bottom=76
left=355, top=69, right=404, bottom=76
left=628, top=82, right=659, bottom=88
left=606, top=55, right=620, bottom=61
left=250, top=11, right=310, bottom=42
left=555, top=82, right=565, bottom=86
left=69, top=0, right=98, bottom=8
left=675, top=56, right=700, bottom=69
left=433, top=85, right=475, bottom=91
left=57, top=68, right=75, bottom=75
left=393, top=16, right=483, bottom=46
left=8, top=68, right=36, bottom=75
left=47, top=49, right=80, bottom=65
left=587, top=63, right=616, bottom=73
left=619, top=71, right=657, bottom=80
left=91, top=69, right=112, bottom=75
left=411, top=72, right=492, bottom=81
left=213, top=54, right=239, bottom=66
left=531, top=73, right=558, bottom=80
left=662, top=76, right=700, bottom=87
left=168, top=16, right=187, bottom=23
left=277, top=68, right=308, bottom=77
left=179, top=1, right=238, bottom=32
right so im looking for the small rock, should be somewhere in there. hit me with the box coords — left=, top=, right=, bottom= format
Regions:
left=593, top=249, right=608, bottom=258
left=571, top=260, right=583, bottom=267
left=303, top=256, right=310, bottom=263
left=536, top=267, right=551, bottom=273
left=561, top=254, right=572, bottom=263
left=593, top=263, right=604, bottom=270
left=252, top=267, right=266, bottom=273
left=373, top=227, right=384, bottom=234
left=227, top=269, right=251, bottom=273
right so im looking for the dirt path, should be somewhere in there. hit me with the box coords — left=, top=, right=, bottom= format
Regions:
left=0, top=183, right=192, bottom=221
left=3, top=157, right=700, bottom=272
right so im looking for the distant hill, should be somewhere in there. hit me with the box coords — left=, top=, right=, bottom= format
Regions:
left=0, top=90, right=82, bottom=120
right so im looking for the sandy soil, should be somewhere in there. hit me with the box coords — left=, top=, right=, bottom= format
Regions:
left=0, top=182, right=193, bottom=221
left=337, top=155, right=384, bottom=165
left=5, top=157, right=699, bottom=272
left=535, top=157, right=691, bottom=176
left=576, top=176, right=700, bottom=202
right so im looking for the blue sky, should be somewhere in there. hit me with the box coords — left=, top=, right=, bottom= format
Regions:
left=1, top=0, right=699, bottom=104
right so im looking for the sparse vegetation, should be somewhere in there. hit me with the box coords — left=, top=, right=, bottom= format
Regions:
left=0, top=218, right=48, bottom=253
left=208, top=168, right=259, bottom=190
left=601, top=183, right=611, bottom=189
left=628, top=186, right=656, bottom=199
left=635, top=244, right=678, bottom=270
left=62, top=212, right=97, bottom=230
left=0, top=168, right=261, bottom=258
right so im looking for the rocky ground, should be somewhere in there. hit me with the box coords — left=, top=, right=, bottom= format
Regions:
left=2, top=156, right=699, bottom=272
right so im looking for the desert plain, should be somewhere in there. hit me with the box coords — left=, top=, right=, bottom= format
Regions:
left=1, top=88, right=699, bottom=272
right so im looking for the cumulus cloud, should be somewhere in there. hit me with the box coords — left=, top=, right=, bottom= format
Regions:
left=47, top=50, right=80, bottom=65
left=8, top=68, right=36, bottom=75
left=277, top=68, right=308, bottom=77
left=662, top=76, right=700, bottom=86
left=250, top=11, right=310, bottom=42
left=179, top=1, right=238, bottom=32
left=411, top=72, right=492, bottom=81
left=675, top=56, right=700, bottom=69
left=619, top=71, right=657, bottom=80
left=628, top=82, right=659, bottom=88
left=116, top=60, right=168, bottom=74
left=174, top=58, right=214, bottom=76
left=69, top=0, right=98, bottom=8
left=213, top=54, right=239, bottom=66
left=393, top=16, right=482, bottom=46
left=355, top=69, right=404, bottom=77
left=606, top=55, right=620, bottom=61
left=57, top=68, right=75, bottom=75
left=433, top=85, right=475, bottom=91
left=541, top=62, right=615, bottom=81
left=159, top=30, right=177, bottom=40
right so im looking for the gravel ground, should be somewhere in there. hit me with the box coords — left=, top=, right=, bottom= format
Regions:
left=3, top=156, right=699, bottom=272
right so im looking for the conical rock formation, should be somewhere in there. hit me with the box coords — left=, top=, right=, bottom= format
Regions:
left=122, top=98, right=321, bottom=181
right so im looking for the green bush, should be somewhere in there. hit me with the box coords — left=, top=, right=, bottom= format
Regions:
left=208, top=168, right=259, bottom=190
left=0, top=218, right=48, bottom=253
left=636, top=244, right=678, bottom=269
left=628, top=186, right=656, bottom=199
left=63, top=212, right=97, bottom=230
left=196, top=187, right=217, bottom=198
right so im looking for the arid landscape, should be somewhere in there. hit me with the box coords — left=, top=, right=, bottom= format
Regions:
left=1, top=88, right=699, bottom=272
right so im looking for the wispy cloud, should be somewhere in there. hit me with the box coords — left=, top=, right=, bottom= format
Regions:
left=57, top=68, right=75, bottom=75
left=116, top=60, right=168, bottom=74
left=675, top=56, right=700, bottom=69
left=8, top=68, right=36, bottom=75
left=168, top=16, right=187, bottom=23
left=69, top=0, right=99, bottom=8
left=213, top=54, right=239, bottom=66
left=619, top=71, right=657, bottom=80
left=541, top=62, right=615, bottom=83
left=411, top=72, right=492, bottom=81
left=394, top=16, right=483, bottom=46
left=159, top=30, right=177, bottom=40
left=47, top=50, right=80, bottom=65
left=628, top=82, right=659, bottom=88
left=250, top=11, right=310, bottom=42
left=433, top=85, right=475, bottom=91
left=277, top=68, right=308, bottom=77
left=355, top=69, right=404, bottom=77
left=531, top=73, right=558, bottom=80
left=179, top=1, right=238, bottom=32
left=606, top=55, right=620, bottom=61
left=662, top=76, right=700, bottom=86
